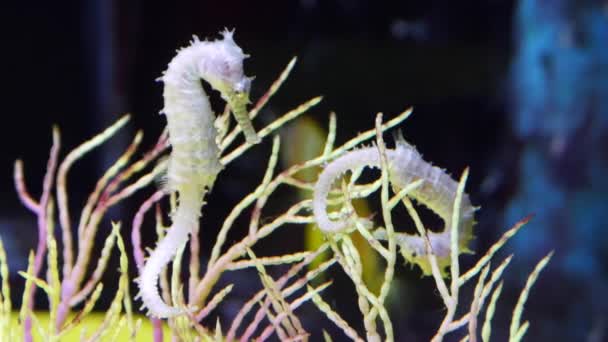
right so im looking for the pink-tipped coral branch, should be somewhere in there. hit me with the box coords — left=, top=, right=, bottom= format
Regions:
left=50, top=115, right=167, bottom=330
left=256, top=281, right=331, bottom=341
left=14, top=127, right=61, bottom=342
left=56, top=116, right=130, bottom=280
left=13, top=162, right=40, bottom=213
left=131, top=190, right=166, bottom=342
left=235, top=247, right=330, bottom=339
left=132, top=190, right=166, bottom=270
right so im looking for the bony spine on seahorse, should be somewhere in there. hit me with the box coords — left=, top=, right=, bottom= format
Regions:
left=312, top=133, right=476, bottom=275
left=138, top=30, right=259, bottom=318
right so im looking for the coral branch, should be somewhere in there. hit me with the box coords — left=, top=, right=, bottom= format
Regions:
left=13, top=161, right=40, bottom=212
left=19, top=126, right=61, bottom=340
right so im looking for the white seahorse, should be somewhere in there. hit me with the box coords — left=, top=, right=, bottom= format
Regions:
left=312, top=133, right=475, bottom=274
left=139, top=30, right=258, bottom=318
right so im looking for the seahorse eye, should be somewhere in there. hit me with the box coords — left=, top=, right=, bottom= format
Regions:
left=220, top=61, right=232, bottom=76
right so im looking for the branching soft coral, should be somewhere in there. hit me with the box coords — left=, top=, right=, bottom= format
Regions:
left=2, top=30, right=553, bottom=342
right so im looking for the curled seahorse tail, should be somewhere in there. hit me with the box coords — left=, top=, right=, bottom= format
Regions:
left=313, top=147, right=387, bottom=233
left=315, top=136, right=477, bottom=277
left=139, top=222, right=189, bottom=318
left=139, top=188, right=203, bottom=318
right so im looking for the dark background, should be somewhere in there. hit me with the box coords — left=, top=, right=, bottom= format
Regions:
left=3, top=0, right=512, bottom=198
left=4, top=1, right=605, bottom=341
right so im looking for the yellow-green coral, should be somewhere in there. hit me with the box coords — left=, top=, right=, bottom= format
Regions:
left=5, top=31, right=552, bottom=342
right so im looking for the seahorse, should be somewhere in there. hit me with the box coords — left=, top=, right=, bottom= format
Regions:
left=312, top=133, right=475, bottom=275
left=139, top=30, right=258, bottom=318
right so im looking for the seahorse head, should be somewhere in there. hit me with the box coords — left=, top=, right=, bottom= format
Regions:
left=196, top=29, right=253, bottom=97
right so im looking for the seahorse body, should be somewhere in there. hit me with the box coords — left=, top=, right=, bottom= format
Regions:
left=312, top=135, right=475, bottom=274
left=139, top=30, right=257, bottom=318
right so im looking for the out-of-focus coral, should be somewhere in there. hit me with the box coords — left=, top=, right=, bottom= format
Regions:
left=507, top=0, right=608, bottom=339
